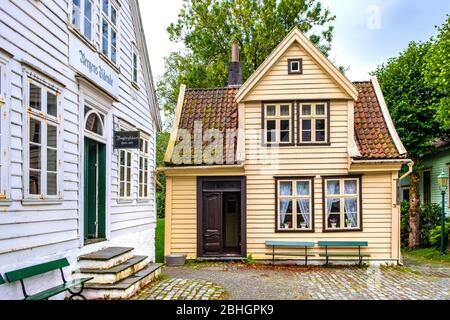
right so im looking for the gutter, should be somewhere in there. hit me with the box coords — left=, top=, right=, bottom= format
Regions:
left=157, top=163, right=245, bottom=172
left=351, top=158, right=412, bottom=164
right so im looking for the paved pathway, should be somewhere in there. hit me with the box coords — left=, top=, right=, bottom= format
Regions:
left=134, top=278, right=225, bottom=300
left=135, top=263, right=449, bottom=300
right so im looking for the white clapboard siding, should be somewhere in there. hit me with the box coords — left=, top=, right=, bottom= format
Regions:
left=0, top=0, right=157, bottom=283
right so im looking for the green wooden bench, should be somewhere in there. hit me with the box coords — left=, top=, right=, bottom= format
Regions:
left=318, top=241, right=370, bottom=266
left=265, top=241, right=315, bottom=266
left=0, top=274, right=5, bottom=285
left=5, top=258, right=93, bottom=300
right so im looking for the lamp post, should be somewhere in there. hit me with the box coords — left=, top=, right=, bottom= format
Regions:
left=437, top=170, right=448, bottom=255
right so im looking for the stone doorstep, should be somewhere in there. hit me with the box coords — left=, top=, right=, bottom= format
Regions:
left=77, top=256, right=149, bottom=284
left=78, top=247, right=135, bottom=270
left=83, top=263, right=163, bottom=299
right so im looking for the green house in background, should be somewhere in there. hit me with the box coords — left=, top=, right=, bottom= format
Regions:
left=400, top=139, right=450, bottom=217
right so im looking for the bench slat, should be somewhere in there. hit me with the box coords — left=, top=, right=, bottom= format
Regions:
left=0, top=274, right=5, bottom=285
left=319, top=253, right=371, bottom=257
left=265, top=241, right=315, bottom=247
left=6, top=258, right=70, bottom=283
left=318, top=241, right=368, bottom=247
left=264, top=253, right=315, bottom=257
left=25, top=278, right=93, bottom=301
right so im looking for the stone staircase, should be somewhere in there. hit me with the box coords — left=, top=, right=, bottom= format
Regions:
left=75, top=247, right=162, bottom=299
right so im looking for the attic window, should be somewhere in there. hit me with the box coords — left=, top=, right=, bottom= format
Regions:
left=288, top=59, right=302, bottom=74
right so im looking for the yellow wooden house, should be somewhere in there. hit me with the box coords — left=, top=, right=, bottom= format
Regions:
left=162, top=28, right=412, bottom=264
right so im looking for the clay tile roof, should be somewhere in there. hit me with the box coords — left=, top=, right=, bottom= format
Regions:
left=170, top=81, right=403, bottom=166
left=177, top=87, right=239, bottom=165
left=353, top=81, right=402, bottom=159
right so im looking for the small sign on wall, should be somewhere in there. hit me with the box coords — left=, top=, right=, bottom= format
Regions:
left=114, top=131, right=140, bottom=149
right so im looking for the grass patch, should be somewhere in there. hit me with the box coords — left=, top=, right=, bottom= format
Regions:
left=155, top=218, right=165, bottom=263
left=402, top=247, right=450, bottom=266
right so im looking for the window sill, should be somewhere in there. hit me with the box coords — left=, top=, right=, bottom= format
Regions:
left=99, top=53, right=120, bottom=74
left=137, top=198, right=151, bottom=204
left=117, top=198, right=134, bottom=204
left=262, top=143, right=295, bottom=147
left=21, top=199, right=64, bottom=206
left=0, top=199, right=12, bottom=206
left=323, top=228, right=362, bottom=233
left=276, top=229, right=315, bottom=233
left=297, top=142, right=331, bottom=146
left=131, top=81, right=139, bottom=90
left=68, top=25, right=98, bottom=53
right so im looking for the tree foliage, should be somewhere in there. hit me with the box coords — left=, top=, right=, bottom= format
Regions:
left=157, top=0, right=336, bottom=124
left=423, top=15, right=450, bottom=130
left=156, top=131, right=170, bottom=218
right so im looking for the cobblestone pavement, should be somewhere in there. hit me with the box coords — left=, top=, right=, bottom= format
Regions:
left=134, top=278, right=225, bottom=300
left=157, top=263, right=449, bottom=300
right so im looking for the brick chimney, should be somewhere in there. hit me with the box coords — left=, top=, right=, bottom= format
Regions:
left=228, top=42, right=243, bottom=87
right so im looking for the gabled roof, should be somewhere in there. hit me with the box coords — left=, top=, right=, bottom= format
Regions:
left=235, top=27, right=359, bottom=103
left=129, top=0, right=162, bottom=131
left=164, top=79, right=406, bottom=166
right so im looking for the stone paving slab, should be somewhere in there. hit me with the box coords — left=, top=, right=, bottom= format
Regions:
left=156, top=264, right=449, bottom=300
left=133, top=278, right=225, bottom=300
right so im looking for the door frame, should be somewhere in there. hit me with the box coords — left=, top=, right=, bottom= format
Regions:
left=78, top=79, right=113, bottom=247
left=197, top=176, right=247, bottom=258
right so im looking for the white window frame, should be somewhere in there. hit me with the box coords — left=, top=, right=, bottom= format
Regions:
left=0, top=53, right=11, bottom=201
left=263, top=103, right=293, bottom=145
left=100, top=0, right=119, bottom=65
left=324, top=177, right=361, bottom=231
left=131, top=43, right=139, bottom=85
left=299, top=102, right=329, bottom=144
left=276, top=178, right=313, bottom=232
left=23, top=75, right=62, bottom=200
left=117, top=120, right=135, bottom=201
left=138, top=133, right=150, bottom=200
left=70, top=0, right=94, bottom=42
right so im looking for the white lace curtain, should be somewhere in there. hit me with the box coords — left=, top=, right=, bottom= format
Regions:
left=296, top=181, right=310, bottom=227
left=279, top=182, right=292, bottom=225
left=344, top=180, right=358, bottom=227
left=327, top=181, right=340, bottom=223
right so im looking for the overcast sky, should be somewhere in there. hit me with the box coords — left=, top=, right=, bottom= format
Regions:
left=139, top=0, right=450, bottom=82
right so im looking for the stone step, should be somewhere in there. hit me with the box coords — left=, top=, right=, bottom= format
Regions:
left=78, top=247, right=134, bottom=270
left=78, top=256, right=149, bottom=284
left=83, top=263, right=163, bottom=299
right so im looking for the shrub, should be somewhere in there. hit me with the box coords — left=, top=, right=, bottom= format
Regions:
left=156, top=191, right=165, bottom=219
left=419, top=203, right=441, bottom=247
left=429, top=222, right=450, bottom=248
left=400, top=201, right=441, bottom=248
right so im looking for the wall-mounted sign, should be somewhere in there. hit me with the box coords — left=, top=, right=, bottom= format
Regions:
left=69, top=33, right=119, bottom=97
left=114, top=131, right=140, bottom=149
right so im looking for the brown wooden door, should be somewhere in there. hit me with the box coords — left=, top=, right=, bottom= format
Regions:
left=202, top=192, right=223, bottom=255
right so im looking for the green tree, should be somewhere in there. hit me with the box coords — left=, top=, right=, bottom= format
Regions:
left=157, top=0, right=336, bottom=123
left=372, top=21, right=450, bottom=249
left=423, top=15, right=450, bottom=130
left=156, top=131, right=170, bottom=218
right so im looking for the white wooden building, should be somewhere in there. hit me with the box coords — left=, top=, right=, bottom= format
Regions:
left=0, top=0, right=161, bottom=299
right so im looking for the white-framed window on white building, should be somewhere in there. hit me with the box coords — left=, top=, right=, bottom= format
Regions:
left=25, top=77, right=61, bottom=199
left=132, top=44, right=138, bottom=85
left=101, top=0, right=118, bottom=64
left=71, top=0, right=94, bottom=41
left=138, top=134, right=150, bottom=199
left=0, top=54, right=10, bottom=200
left=119, top=149, right=132, bottom=199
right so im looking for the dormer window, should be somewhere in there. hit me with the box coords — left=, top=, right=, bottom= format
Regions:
left=262, top=102, right=293, bottom=145
left=288, top=59, right=302, bottom=74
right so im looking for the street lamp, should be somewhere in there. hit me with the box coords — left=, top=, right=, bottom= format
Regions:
left=437, top=170, right=448, bottom=255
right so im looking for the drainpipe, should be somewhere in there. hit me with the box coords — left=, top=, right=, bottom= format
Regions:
left=397, top=160, right=414, bottom=266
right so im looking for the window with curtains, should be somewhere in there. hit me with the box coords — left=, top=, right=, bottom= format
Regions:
left=299, top=102, right=329, bottom=144
left=263, top=103, right=293, bottom=145
left=276, top=178, right=314, bottom=232
left=101, top=0, right=118, bottom=64
left=138, top=136, right=149, bottom=199
left=26, top=79, right=60, bottom=198
left=119, top=149, right=132, bottom=199
left=71, top=0, right=93, bottom=41
left=323, top=177, right=362, bottom=231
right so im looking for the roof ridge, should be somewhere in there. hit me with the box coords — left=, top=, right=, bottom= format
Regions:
left=186, top=87, right=239, bottom=91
